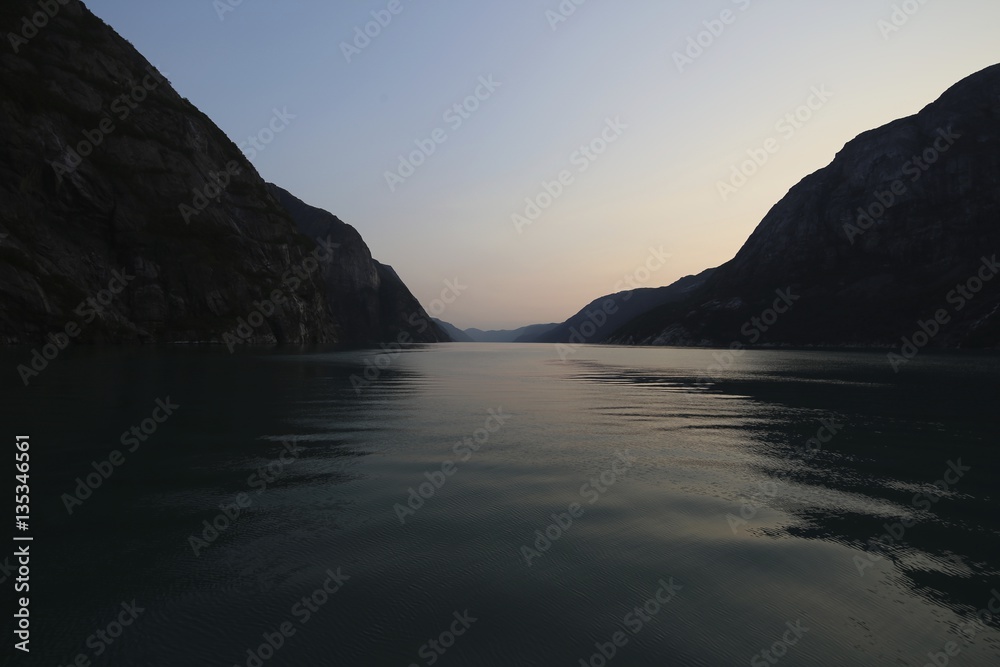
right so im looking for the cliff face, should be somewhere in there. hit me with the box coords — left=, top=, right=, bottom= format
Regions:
left=610, top=64, right=1000, bottom=348
left=269, top=185, right=448, bottom=343
left=376, top=263, right=450, bottom=343
left=0, top=1, right=442, bottom=345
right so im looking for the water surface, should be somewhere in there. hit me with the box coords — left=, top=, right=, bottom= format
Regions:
left=5, top=344, right=1000, bottom=665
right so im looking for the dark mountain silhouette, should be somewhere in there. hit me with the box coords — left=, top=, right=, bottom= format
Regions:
left=609, top=64, right=1000, bottom=349
left=0, top=0, right=444, bottom=345
left=269, top=185, right=447, bottom=343
left=433, top=319, right=476, bottom=342
left=465, top=323, right=559, bottom=343
left=521, top=269, right=715, bottom=344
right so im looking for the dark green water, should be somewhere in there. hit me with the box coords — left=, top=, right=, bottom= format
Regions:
left=3, top=344, right=999, bottom=666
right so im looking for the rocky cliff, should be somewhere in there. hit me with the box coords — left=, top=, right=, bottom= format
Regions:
left=0, top=0, right=443, bottom=346
left=609, top=64, right=1000, bottom=348
left=268, top=185, right=448, bottom=344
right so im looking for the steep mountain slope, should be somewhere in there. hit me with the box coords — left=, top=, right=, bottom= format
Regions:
left=0, top=1, right=439, bottom=346
left=433, top=319, right=476, bottom=342
left=268, top=185, right=448, bottom=343
left=524, top=269, right=714, bottom=344
left=610, top=64, right=1000, bottom=348
left=375, top=263, right=450, bottom=343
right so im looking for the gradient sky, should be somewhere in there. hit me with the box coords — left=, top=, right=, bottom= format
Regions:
left=85, top=0, right=1000, bottom=330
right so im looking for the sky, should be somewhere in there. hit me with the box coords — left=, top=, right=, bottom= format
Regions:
left=84, top=0, right=1000, bottom=330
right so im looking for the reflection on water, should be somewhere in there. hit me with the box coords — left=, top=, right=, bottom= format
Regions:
left=564, top=350, right=1000, bottom=610
left=3, top=344, right=999, bottom=665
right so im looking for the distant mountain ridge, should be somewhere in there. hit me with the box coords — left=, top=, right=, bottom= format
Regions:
left=432, top=320, right=559, bottom=343
left=465, top=323, right=559, bottom=343
left=433, top=319, right=476, bottom=342
left=521, top=269, right=715, bottom=344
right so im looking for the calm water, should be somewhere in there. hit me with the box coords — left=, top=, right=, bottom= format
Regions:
left=4, top=344, right=1000, bottom=666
